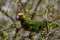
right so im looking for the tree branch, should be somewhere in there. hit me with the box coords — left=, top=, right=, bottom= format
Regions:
left=19, top=0, right=26, bottom=13
left=47, top=0, right=59, bottom=10
left=29, top=0, right=41, bottom=19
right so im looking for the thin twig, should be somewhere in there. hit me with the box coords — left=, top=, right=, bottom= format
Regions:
left=46, top=26, right=60, bottom=39
left=42, top=26, right=60, bottom=40
left=1, top=10, right=14, bottom=22
left=46, top=21, right=49, bottom=40
left=44, top=1, right=59, bottom=39
left=47, top=0, right=59, bottom=10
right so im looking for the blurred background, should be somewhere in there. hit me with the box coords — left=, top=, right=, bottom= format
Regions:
left=0, top=0, right=60, bottom=40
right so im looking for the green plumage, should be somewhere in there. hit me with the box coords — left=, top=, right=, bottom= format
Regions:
left=20, top=17, right=48, bottom=33
left=18, top=15, right=60, bottom=33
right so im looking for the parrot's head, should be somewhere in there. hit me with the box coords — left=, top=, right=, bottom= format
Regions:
left=17, top=13, right=26, bottom=20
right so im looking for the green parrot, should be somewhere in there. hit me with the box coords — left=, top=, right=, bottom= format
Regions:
left=17, top=13, right=60, bottom=33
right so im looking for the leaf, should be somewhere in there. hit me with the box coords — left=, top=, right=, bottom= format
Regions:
left=11, top=24, right=16, bottom=28
left=0, top=31, right=4, bottom=36
left=49, top=21, right=59, bottom=26
left=0, top=31, right=6, bottom=38
left=26, top=9, right=29, bottom=13
left=3, top=37, right=6, bottom=40
left=35, top=13, right=40, bottom=16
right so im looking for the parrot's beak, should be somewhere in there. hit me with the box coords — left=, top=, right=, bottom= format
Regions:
left=17, top=15, right=19, bottom=19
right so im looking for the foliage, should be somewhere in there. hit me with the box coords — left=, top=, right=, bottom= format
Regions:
left=0, top=31, right=7, bottom=40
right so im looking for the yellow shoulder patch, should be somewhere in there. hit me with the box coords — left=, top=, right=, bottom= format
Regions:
left=23, top=15, right=26, bottom=19
left=29, top=21, right=32, bottom=25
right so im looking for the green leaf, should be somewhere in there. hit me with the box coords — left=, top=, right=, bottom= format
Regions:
left=0, top=31, right=4, bottom=37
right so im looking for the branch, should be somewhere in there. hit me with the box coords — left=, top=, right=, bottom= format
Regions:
left=24, top=0, right=30, bottom=7
left=42, top=26, right=60, bottom=40
left=1, top=10, right=15, bottom=22
left=13, top=0, right=28, bottom=39
left=46, top=27, right=60, bottom=38
left=29, top=0, right=41, bottom=19
left=43, top=0, right=59, bottom=16
left=47, top=0, right=59, bottom=10
left=19, top=0, right=26, bottom=13
left=43, top=1, right=59, bottom=39
left=13, top=26, right=22, bottom=40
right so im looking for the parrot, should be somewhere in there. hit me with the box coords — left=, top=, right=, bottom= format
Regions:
left=17, top=12, right=60, bottom=33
